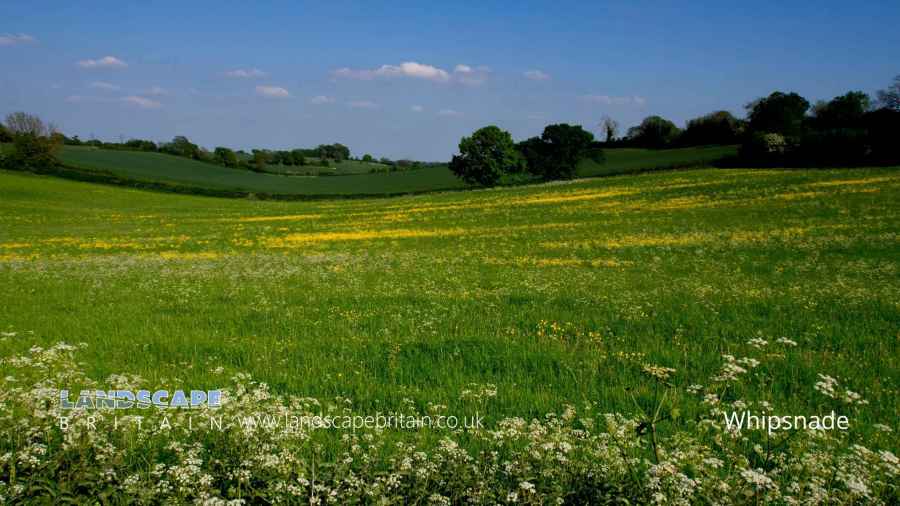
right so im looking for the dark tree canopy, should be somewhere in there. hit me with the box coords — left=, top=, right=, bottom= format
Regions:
left=0, top=123, right=11, bottom=143
left=876, top=75, right=900, bottom=111
left=745, top=91, right=810, bottom=137
left=627, top=116, right=681, bottom=149
left=449, top=125, right=523, bottom=187
left=317, top=143, right=350, bottom=161
left=810, top=91, right=870, bottom=130
left=680, top=111, right=743, bottom=146
left=537, top=124, right=595, bottom=179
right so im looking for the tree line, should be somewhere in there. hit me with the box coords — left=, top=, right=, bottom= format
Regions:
left=3, top=75, right=899, bottom=181
left=448, top=75, right=900, bottom=186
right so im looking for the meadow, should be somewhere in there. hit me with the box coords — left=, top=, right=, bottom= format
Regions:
left=1, top=166, right=898, bottom=503
left=47, top=144, right=736, bottom=197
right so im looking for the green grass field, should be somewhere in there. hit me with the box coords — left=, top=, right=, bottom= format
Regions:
left=1, top=166, right=898, bottom=502
left=577, top=145, right=737, bottom=177
left=55, top=145, right=469, bottom=195
left=49, top=144, right=737, bottom=197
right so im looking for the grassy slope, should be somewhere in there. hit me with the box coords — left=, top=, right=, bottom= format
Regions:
left=56, top=145, right=468, bottom=195
left=51, top=145, right=737, bottom=196
left=1, top=167, right=898, bottom=446
left=577, top=145, right=737, bottom=177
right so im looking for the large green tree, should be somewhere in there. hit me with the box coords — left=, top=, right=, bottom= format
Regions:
left=680, top=111, right=743, bottom=146
left=810, top=91, right=870, bottom=130
left=627, top=116, right=681, bottom=149
left=745, top=91, right=810, bottom=137
left=1, top=112, right=60, bottom=172
left=449, top=125, right=523, bottom=186
left=536, top=124, right=595, bottom=180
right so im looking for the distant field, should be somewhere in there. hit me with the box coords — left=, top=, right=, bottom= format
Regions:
left=577, top=145, right=737, bottom=177
left=39, top=145, right=739, bottom=197
left=55, top=145, right=468, bottom=196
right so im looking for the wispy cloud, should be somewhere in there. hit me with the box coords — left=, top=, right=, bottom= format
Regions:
left=437, top=108, right=463, bottom=117
left=524, top=69, right=550, bottom=81
left=122, top=96, right=161, bottom=109
left=256, top=85, right=291, bottom=98
left=453, top=64, right=490, bottom=86
left=310, top=95, right=335, bottom=105
left=89, top=81, right=120, bottom=91
left=77, top=56, right=127, bottom=69
left=65, top=94, right=161, bottom=109
left=225, top=68, right=267, bottom=78
left=347, top=100, right=379, bottom=109
left=411, top=105, right=424, bottom=112
left=0, top=33, right=36, bottom=46
left=583, top=94, right=646, bottom=106
left=334, top=61, right=450, bottom=82
left=333, top=61, right=491, bottom=86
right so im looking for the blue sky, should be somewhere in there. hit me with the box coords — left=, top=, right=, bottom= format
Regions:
left=2, top=1, right=898, bottom=161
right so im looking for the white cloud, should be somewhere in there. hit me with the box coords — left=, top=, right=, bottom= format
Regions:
left=310, top=95, right=335, bottom=105
left=77, top=56, right=127, bottom=69
left=122, top=96, right=161, bottom=109
left=437, top=108, right=462, bottom=117
left=411, top=105, right=424, bottom=112
left=256, top=85, right=291, bottom=98
left=334, top=61, right=451, bottom=82
left=0, top=33, right=36, bottom=46
left=583, top=94, right=647, bottom=106
left=454, top=64, right=490, bottom=86
left=347, top=100, right=379, bottom=109
left=524, top=69, right=550, bottom=81
left=333, top=61, right=491, bottom=86
left=226, top=68, right=267, bottom=78
left=89, top=81, right=120, bottom=91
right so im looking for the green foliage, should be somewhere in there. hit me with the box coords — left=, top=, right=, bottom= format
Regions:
left=317, top=143, right=350, bottom=161
left=1, top=112, right=60, bottom=173
left=517, top=124, right=597, bottom=180
left=810, top=91, right=871, bottom=130
left=538, top=123, right=596, bottom=179
left=213, top=147, right=238, bottom=167
left=290, top=149, right=306, bottom=166
left=745, top=91, right=810, bottom=137
left=449, top=125, right=523, bottom=186
left=251, top=150, right=268, bottom=172
left=680, top=111, right=743, bottom=146
left=0, top=124, right=11, bottom=143
left=123, top=138, right=158, bottom=152
left=362, top=153, right=374, bottom=162
left=161, top=136, right=201, bottom=159
left=739, top=132, right=787, bottom=162
left=627, top=116, right=681, bottom=149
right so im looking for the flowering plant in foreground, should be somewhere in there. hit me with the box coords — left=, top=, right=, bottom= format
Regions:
left=0, top=342, right=898, bottom=504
